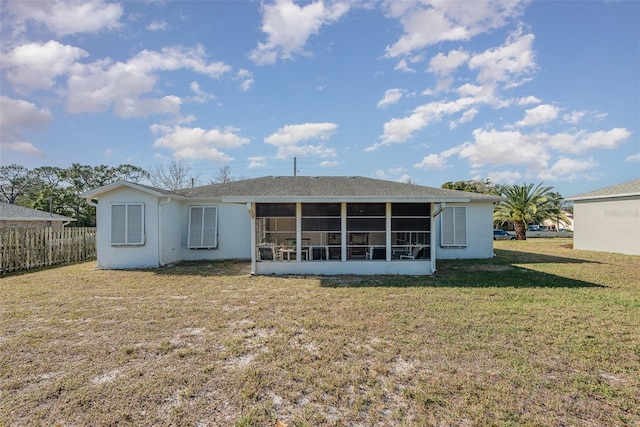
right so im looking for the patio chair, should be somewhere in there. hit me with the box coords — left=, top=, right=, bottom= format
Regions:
left=400, top=245, right=427, bottom=260
left=368, top=246, right=386, bottom=260
left=257, top=244, right=275, bottom=261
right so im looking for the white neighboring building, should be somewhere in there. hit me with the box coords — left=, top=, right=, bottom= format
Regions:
left=82, top=176, right=503, bottom=275
left=567, top=179, right=640, bottom=256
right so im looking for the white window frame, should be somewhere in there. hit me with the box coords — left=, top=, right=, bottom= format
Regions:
left=440, top=206, right=467, bottom=247
left=188, top=206, right=218, bottom=249
left=110, top=203, right=145, bottom=246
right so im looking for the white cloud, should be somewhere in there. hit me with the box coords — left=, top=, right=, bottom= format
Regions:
left=66, top=45, right=231, bottom=117
left=547, top=128, right=632, bottom=153
left=234, top=69, right=254, bottom=92
left=7, top=0, right=123, bottom=36
left=397, top=174, right=413, bottom=183
left=449, top=108, right=479, bottom=129
left=515, top=104, right=559, bottom=127
left=0, top=141, right=45, bottom=156
left=320, top=160, right=341, bottom=167
left=538, top=157, right=598, bottom=181
left=249, top=0, right=349, bottom=65
left=413, top=145, right=461, bottom=170
left=625, top=153, right=640, bottom=162
left=248, top=156, right=268, bottom=169
left=455, top=83, right=496, bottom=100
left=2, top=40, right=88, bottom=92
left=517, top=95, right=542, bottom=106
left=150, top=124, right=250, bottom=163
left=265, top=122, right=338, bottom=159
left=374, top=170, right=388, bottom=179
left=468, top=31, right=536, bottom=85
left=370, top=96, right=479, bottom=150
left=486, top=170, right=522, bottom=184
left=384, top=0, right=526, bottom=58
left=377, top=89, right=405, bottom=108
left=458, top=128, right=550, bottom=170
left=189, top=81, right=216, bottom=103
left=112, top=96, right=182, bottom=118
left=517, top=96, right=541, bottom=106
left=394, top=59, right=415, bottom=73
left=375, top=167, right=409, bottom=180
left=428, top=49, right=469, bottom=76
left=0, top=96, right=51, bottom=151
left=413, top=153, right=448, bottom=170
left=562, top=110, right=587, bottom=124
left=128, top=45, right=230, bottom=77
left=148, top=20, right=169, bottom=31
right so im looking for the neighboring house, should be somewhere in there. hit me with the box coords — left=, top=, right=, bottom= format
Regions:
left=542, top=210, right=574, bottom=231
left=82, top=176, right=503, bottom=275
left=0, top=202, right=76, bottom=229
left=567, top=179, right=640, bottom=256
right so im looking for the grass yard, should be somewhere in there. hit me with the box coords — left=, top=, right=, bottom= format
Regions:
left=1, top=240, right=638, bottom=426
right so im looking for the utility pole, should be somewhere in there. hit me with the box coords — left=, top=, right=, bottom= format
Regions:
left=293, top=157, right=297, bottom=177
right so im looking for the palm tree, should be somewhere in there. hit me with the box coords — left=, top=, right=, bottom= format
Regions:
left=543, top=191, right=571, bottom=231
left=494, top=183, right=555, bottom=240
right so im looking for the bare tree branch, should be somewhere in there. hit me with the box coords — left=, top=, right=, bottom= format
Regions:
left=149, top=160, right=200, bottom=190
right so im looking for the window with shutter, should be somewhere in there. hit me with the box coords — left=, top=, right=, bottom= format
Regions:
left=110, top=203, right=144, bottom=245
left=188, top=206, right=218, bottom=248
left=441, top=206, right=467, bottom=247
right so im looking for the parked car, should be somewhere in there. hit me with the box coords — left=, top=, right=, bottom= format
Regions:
left=527, top=225, right=546, bottom=231
left=494, top=229, right=516, bottom=240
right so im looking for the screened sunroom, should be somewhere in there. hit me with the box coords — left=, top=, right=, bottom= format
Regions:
left=252, top=201, right=433, bottom=275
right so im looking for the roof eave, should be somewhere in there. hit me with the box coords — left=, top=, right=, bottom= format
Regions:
left=81, top=181, right=186, bottom=200
left=220, top=196, right=475, bottom=203
left=0, top=217, right=76, bottom=222
left=567, top=192, right=640, bottom=201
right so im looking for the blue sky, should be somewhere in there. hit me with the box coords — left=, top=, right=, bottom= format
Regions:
left=1, top=0, right=638, bottom=197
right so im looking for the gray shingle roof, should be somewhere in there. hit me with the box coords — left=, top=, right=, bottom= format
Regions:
left=0, top=202, right=76, bottom=222
left=567, top=179, right=640, bottom=201
left=178, top=176, right=503, bottom=202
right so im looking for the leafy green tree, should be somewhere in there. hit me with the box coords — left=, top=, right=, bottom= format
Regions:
left=9, top=163, right=149, bottom=227
left=494, top=182, right=557, bottom=240
left=442, top=179, right=500, bottom=195
left=541, top=191, right=570, bottom=231
left=0, top=164, right=33, bottom=203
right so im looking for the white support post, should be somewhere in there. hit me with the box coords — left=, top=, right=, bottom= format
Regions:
left=386, top=202, right=392, bottom=262
left=248, top=203, right=256, bottom=275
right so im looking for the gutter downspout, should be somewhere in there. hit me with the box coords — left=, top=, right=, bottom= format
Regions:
left=431, top=202, right=446, bottom=275
left=158, top=197, right=171, bottom=267
left=247, top=203, right=256, bottom=275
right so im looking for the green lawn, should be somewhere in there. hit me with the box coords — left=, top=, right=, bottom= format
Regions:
left=1, top=240, right=638, bottom=426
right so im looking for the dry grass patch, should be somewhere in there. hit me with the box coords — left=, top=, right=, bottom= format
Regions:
left=1, top=243, right=639, bottom=426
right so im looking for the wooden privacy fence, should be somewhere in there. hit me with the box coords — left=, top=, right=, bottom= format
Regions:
left=1, top=227, right=96, bottom=274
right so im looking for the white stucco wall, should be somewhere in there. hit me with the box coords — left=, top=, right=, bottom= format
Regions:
left=435, top=201, right=495, bottom=260
left=94, top=187, right=161, bottom=269
left=573, top=196, right=640, bottom=255
left=180, top=202, right=252, bottom=261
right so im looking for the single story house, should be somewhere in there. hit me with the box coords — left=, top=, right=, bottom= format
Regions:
left=0, top=201, right=76, bottom=229
left=567, top=178, right=640, bottom=256
left=82, top=176, right=503, bottom=275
